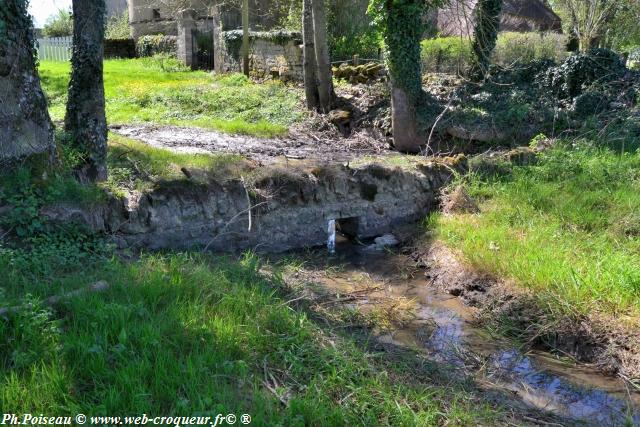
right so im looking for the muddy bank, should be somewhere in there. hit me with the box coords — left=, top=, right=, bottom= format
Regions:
left=414, top=242, right=640, bottom=384
left=42, top=157, right=465, bottom=253
left=282, top=241, right=640, bottom=426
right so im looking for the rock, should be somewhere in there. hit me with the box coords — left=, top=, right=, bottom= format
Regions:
left=374, top=233, right=400, bottom=247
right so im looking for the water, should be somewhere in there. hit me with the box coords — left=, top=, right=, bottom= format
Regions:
left=298, top=241, right=640, bottom=426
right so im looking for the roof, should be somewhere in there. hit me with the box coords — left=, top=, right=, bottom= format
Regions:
left=436, top=0, right=563, bottom=36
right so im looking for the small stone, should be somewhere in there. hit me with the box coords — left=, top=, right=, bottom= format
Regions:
left=374, top=233, right=399, bottom=248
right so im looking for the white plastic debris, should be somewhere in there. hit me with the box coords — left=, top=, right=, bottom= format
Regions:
left=327, top=219, right=336, bottom=254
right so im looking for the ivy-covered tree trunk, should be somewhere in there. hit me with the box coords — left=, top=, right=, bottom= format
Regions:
left=65, top=0, right=108, bottom=182
left=242, top=0, right=250, bottom=76
left=0, top=0, right=56, bottom=167
left=302, top=0, right=319, bottom=110
left=379, top=0, right=426, bottom=153
left=311, top=0, right=333, bottom=113
left=470, top=0, right=502, bottom=80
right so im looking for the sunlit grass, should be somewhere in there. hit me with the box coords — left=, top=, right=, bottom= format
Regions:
left=38, top=59, right=303, bottom=137
left=0, top=250, right=504, bottom=424
left=433, top=143, right=640, bottom=317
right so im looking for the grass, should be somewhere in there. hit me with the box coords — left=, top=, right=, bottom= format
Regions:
left=38, top=58, right=304, bottom=137
left=105, top=134, right=251, bottom=193
left=432, top=141, right=640, bottom=318
left=0, top=245, right=505, bottom=424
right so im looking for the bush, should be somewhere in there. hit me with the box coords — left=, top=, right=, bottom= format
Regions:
left=538, top=48, right=627, bottom=99
left=136, top=35, right=177, bottom=58
left=421, top=36, right=473, bottom=74
left=105, top=10, right=130, bottom=40
left=421, top=32, right=567, bottom=74
left=42, top=9, right=72, bottom=38
left=493, top=32, right=567, bottom=65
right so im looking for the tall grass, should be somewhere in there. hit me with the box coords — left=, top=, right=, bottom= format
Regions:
left=434, top=142, right=640, bottom=317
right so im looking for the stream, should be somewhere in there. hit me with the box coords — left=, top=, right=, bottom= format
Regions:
left=292, top=239, right=640, bottom=426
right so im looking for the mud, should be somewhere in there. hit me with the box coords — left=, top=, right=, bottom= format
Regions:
left=416, top=242, right=640, bottom=382
left=284, top=239, right=640, bottom=426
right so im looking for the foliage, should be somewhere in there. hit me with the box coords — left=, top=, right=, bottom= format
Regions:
left=0, top=166, right=110, bottom=277
left=434, top=139, right=640, bottom=317
left=136, top=35, right=177, bottom=58
left=368, top=0, right=436, bottom=103
left=470, top=0, right=502, bottom=80
left=39, top=60, right=304, bottom=137
left=550, top=0, right=625, bottom=51
left=537, top=48, right=626, bottom=99
left=42, top=8, right=72, bottom=37
left=105, top=10, right=130, bottom=40
left=422, top=33, right=567, bottom=75
left=327, top=1, right=382, bottom=61
left=421, top=36, right=473, bottom=74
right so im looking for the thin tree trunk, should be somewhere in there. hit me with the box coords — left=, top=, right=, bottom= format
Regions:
left=302, top=0, right=319, bottom=110
left=65, top=0, right=108, bottom=183
left=0, top=0, right=56, bottom=167
left=311, top=0, right=333, bottom=113
left=242, top=0, right=250, bottom=76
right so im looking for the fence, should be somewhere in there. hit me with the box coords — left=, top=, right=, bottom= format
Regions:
left=37, top=37, right=72, bottom=61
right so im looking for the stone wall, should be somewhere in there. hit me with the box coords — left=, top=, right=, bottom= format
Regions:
left=216, top=30, right=303, bottom=80
left=42, top=158, right=466, bottom=253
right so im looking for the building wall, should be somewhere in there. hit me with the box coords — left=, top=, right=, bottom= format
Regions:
left=128, top=0, right=288, bottom=40
left=106, top=0, right=128, bottom=18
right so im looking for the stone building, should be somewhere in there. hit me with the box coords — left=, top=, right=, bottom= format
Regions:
left=128, top=0, right=288, bottom=40
left=106, top=0, right=128, bottom=18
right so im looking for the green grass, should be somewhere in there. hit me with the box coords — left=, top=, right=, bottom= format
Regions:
left=105, top=134, right=251, bottom=193
left=0, top=247, right=505, bottom=424
left=433, top=141, right=640, bottom=318
left=38, top=59, right=304, bottom=137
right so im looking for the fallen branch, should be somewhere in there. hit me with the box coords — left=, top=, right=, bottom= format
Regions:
left=0, top=281, right=110, bottom=319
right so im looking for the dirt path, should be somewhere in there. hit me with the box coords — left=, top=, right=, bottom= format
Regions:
left=111, top=123, right=392, bottom=164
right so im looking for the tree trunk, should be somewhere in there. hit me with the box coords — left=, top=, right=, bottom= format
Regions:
left=470, top=0, right=502, bottom=80
left=0, top=0, right=56, bottom=167
left=383, top=0, right=426, bottom=153
left=302, top=0, right=319, bottom=110
left=391, top=87, right=422, bottom=153
left=311, top=0, right=333, bottom=113
left=242, top=0, right=250, bottom=76
left=65, top=0, right=108, bottom=183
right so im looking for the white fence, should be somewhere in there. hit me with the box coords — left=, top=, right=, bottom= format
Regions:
left=37, top=37, right=72, bottom=61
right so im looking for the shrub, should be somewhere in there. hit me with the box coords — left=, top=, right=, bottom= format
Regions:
left=421, top=36, right=473, bottom=74
left=421, top=32, right=567, bottom=74
left=493, top=32, right=567, bottom=65
left=538, top=48, right=627, bottom=99
left=136, top=35, right=177, bottom=58
left=42, top=9, right=72, bottom=38
left=105, top=10, right=130, bottom=40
